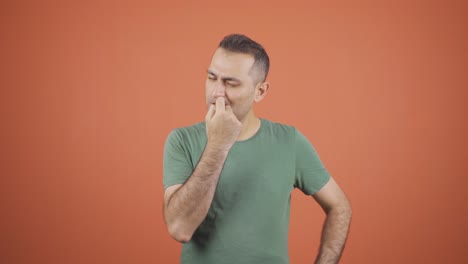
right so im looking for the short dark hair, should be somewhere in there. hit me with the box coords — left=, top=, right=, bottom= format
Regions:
left=218, top=34, right=270, bottom=85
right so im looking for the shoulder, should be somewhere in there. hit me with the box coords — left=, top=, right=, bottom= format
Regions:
left=170, top=121, right=206, bottom=139
left=165, top=121, right=207, bottom=149
left=261, top=118, right=298, bottom=137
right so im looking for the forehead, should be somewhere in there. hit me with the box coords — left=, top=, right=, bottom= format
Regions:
left=209, top=48, right=255, bottom=78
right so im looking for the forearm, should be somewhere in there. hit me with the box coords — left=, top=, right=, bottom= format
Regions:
left=315, top=205, right=352, bottom=264
left=165, top=143, right=229, bottom=241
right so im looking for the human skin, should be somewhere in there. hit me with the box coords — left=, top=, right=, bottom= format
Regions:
left=313, top=177, right=352, bottom=264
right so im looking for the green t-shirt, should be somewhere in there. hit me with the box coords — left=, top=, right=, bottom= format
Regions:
left=163, top=118, right=330, bottom=264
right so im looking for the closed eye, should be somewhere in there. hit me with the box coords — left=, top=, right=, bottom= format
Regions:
left=226, top=82, right=239, bottom=87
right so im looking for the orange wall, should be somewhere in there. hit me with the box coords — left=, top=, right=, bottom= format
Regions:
left=1, top=1, right=467, bottom=263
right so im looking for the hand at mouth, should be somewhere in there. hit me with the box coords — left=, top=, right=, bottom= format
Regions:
left=210, top=102, right=230, bottom=107
left=209, top=97, right=231, bottom=108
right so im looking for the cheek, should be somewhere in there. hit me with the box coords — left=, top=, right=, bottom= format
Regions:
left=205, top=82, right=214, bottom=97
left=205, top=80, right=210, bottom=92
left=231, top=91, right=253, bottom=106
left=225, top=90, right=239, bottom=103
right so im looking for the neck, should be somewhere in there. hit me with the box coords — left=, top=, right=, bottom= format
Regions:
left=237, top=110, right=261, bottom=141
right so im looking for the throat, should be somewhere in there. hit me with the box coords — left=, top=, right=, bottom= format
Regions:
left=237, top=116, right=261, bottom=141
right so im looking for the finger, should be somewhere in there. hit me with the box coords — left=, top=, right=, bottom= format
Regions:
left=205, top=103, right=215, bottom=120
left=225, top=105, right=239, bottom=121
left=216, top=97, right=225, bottom=113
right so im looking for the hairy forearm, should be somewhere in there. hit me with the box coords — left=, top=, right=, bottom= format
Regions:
left=315, top=205, right=352, bottom=264
left=164, top=143, right=229, bottom=242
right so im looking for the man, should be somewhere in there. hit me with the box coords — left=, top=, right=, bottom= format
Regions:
left=163, top=34, right=352, bottom=264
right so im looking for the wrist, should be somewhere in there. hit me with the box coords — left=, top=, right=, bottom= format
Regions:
left=205, top=140, right=232, bottom=155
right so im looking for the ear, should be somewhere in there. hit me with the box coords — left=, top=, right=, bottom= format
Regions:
left=254, top=81, right=270, bottom=103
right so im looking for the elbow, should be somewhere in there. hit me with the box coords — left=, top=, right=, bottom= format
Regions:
left=163, top=206, right=193, bottom=243
left=346, top=199, right=353, bottom=216
left=327, top=199, right=352, bottom=219
left=171, top=231, right=192, bottom=244
left=339, top=198, right=352, bottom=218
left=342, top=200, right=353, bottom=221
left=168, top=223, right=193, bottom=243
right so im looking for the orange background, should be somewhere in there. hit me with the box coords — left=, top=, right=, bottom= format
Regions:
left=1, top=1, right=467, bottom=263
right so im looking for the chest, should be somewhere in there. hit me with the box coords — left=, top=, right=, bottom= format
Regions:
left=214, top=142, right=295, bottom=208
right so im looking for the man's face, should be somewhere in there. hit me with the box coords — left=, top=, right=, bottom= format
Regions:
left=205, top=48, right=258, bottom=121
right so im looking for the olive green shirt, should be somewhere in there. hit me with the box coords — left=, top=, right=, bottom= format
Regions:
left=163, top=118, right=331, bottom=264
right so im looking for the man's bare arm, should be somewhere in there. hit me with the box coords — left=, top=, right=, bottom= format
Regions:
left=163, top=97, right=242, bottom=243
left=313, top=177, right=352, bottom=264
left=164, top=143, right=229, bottom=243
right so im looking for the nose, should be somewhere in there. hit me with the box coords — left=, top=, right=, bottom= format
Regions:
left=212, top=81, right=226, bottom=98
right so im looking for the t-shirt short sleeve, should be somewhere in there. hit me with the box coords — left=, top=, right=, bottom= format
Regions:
left=294, top=128, right=331, bottom=195
left=163, top=129, right=194, bottom=190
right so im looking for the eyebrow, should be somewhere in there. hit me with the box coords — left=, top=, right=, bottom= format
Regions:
left=207, top=69, right=241, bottom=83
